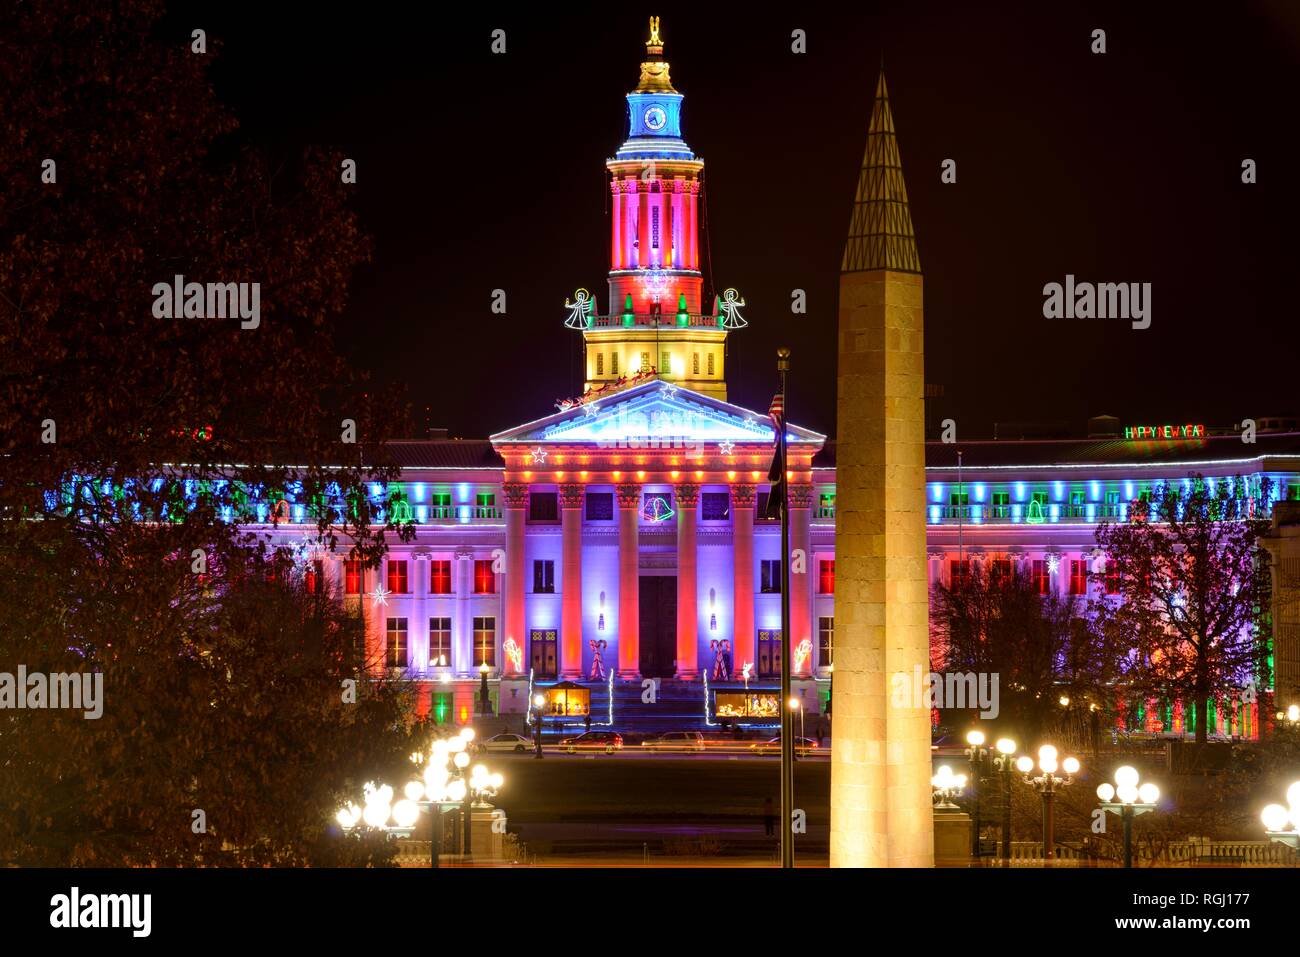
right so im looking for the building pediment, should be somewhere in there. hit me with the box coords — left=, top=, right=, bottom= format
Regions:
left=489, top=379, right=825, bottom=450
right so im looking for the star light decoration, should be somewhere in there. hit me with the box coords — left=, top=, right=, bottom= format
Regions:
left=528, top=446, right=548, bottom=464
left=1045, top=553, right=1061, bottom=575
left=718, top=439, right=735, bottom=456
left=582, top=401, right=600, bottom=419
left=369, top=584, right=391, bottom=606
left=662, top=382, right=679, bottom=400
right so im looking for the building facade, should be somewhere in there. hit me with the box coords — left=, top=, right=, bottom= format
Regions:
left=257, top=24, right=1300, bottom=735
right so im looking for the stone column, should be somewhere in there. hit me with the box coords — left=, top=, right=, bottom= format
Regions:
left=731, top=483, right=756, bottom=678
left=502, top=483, right=528, bottom=676
left=454, top=547, right=473, bottom=676
left=675, top=483, right=700, bottom=678
left=830, top=70, right=933, bottom=868
left=559, top=483, right=585, bottom=679
left=790, top=484, right=813, bottom=675
left=616, top=483, right=641, bottom=677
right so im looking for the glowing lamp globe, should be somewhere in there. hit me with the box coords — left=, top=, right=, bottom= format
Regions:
left=955, top=773, right=968, bottom=789
left=967, top=730, right=985, bottom=747
left=424, top=765, right=449, bottom=792
left=1138, top=783, right=1159, bottom=805
left=336, top=804, right=361, bottom=829
left=1063, top=756, right=1080, bottom=775
left=471, top=764, right=488, bottom=781
left=996, top=738, right=1016, bottom=755
left=489, top=773, right=504, bottom=789
left=448, top=737, right=466, bottom=754
left=1262, top=803, right=1290, bottom=832
left=1289, top=704, right=1300, bottom=722
left=533, top=693, right=546, bottom=708
left=1040, top=756, right=1058, bottom=774
left=1038, top=744, right=1058, bottom=763
left=362, top=801, right=390, bottom=829
left=459, top=727, right=476, bottom=743
left=1287, top=781, right=1300, bottom=810
left=788, top=697, right=800, bottom=710
left=392, top=799, right=420, bottom=829
left=1097, top=783, right=1116, bottom=802
left=1115, top=766, right=1140, bottom=790
left=1016, top=756, right=1034, bottom=774
left=403, top=780, right=425, bottom=802
left=1117, top=784, right=1139, bottom=804
left=432, top=738, right=449, bottom=757
left=447, top=779, right=467, bottom=802
left=454, top=751, right=471, bottom=769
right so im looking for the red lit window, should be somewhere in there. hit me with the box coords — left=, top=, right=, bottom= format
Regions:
left=474, top=559, right=496, bottom=594
left=387, top=560, right=409, bottom=594
left=1069, top=559, right=1088, bottom=595
left=991, top=559, right=1012, bottom=583
left=305, top=560, right=324, bottom=595
left=430, top=560, right=453, bottom=594
left=950, top=559, right=971, bottom=590
left=818, top=559, right=835, bottom=595
left=1032, top=560, right=1050, bottom=595
left=1105, top=563, right=1121, bottom=595
left=345, top=559, right=363, bottom=595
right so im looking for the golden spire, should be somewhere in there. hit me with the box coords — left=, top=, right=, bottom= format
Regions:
left=636, top=15, right=675, bottom=93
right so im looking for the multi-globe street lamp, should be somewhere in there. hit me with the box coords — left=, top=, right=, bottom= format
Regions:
left=990, top=737, right=1018, bottom=862
left=1096, top=765, right=1160, bottom=868
left=1277, top=704, right=1300, bottom=728
left=1016, top=744, right=1080, bottom=863
left=337, top=725, right=504, bottom=867
left=931, top=765, right=967, bottom=809
left=964, top=730, right=991, bottom=859
left=1261, top=781, right=1300, bottom=852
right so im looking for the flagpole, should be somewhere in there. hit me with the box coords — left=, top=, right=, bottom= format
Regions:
left=776, top=346, right=794, bottom=870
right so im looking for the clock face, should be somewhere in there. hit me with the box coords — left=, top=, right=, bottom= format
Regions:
left=643, top=105, right=667, bottom=132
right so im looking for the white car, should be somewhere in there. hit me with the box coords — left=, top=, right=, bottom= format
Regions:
left=640, top=731, right=705, bottom=752
left=476, top=732, right=531, bottom=754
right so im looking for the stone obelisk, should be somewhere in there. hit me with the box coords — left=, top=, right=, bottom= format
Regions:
left=830, top=70, right=933, bottom=867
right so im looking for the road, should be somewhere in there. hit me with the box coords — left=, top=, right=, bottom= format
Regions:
left=481, top=753, right=831, bottom=863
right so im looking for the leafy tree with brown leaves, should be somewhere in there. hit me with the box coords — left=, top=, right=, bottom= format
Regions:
left=0, top=2, right=416, bottom=863
left=931, top=563, right=1121, bottom=747
left=1093, top=476, right=1273, bottom=744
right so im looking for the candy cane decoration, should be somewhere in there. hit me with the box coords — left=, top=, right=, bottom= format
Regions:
left=589, top=639, right=607, bottom=680
left=504, top=638, right=523, bottom=675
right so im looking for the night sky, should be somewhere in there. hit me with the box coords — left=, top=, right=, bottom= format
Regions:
left=166, top=2, right=1299, bottom=441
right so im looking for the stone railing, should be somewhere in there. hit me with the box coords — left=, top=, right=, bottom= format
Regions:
left=1008, top=840, right=1296, bottom=867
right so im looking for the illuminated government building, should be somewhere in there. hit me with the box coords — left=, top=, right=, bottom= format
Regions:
left=264, top=22, right=1300, bottom=737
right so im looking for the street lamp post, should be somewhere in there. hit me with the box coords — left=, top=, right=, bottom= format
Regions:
left=1096, top=765, right=1160, bottom=868
left=990, top=737, right=1018, bottom=862
left=1016, top=744, right=1079, bottom=863
left=788, top=696, right=804, bottom=760
left=964, top=730, right=991, bottom=859
left=532, top=692, right=546, bottom=759
left=1261, top=781, right=1300, bottom=858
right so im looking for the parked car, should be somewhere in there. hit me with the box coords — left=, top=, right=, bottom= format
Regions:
left=561, top=730, right=624, bottom=754
left=477, top=732, right=531, bottom=754
left=640, top=731, right=705, bottom=752
left=749, top=736, right=818, bottom=756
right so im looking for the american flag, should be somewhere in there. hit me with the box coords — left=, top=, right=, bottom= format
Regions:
left=768, top=393, right=784, bottom=446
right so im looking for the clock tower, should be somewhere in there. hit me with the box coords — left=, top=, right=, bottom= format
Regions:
left=580, top=17, right=734, bottom=401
